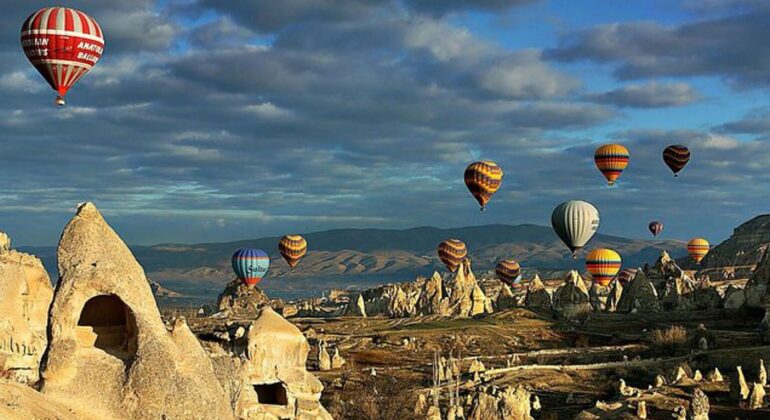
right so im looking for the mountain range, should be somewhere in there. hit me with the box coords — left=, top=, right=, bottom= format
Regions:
left=21, top=223, right=687, bottom=303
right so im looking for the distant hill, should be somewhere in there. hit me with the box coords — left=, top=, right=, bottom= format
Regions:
left=680, top=215, right=770, bottom=272
left=21, top=224, right=687, bottom=301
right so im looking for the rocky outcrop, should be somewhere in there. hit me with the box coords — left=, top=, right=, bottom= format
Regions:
left=343, top=259, right=492, bottom=317
left=690, top=388, right=709, bottom=420
left=552, top=270, right=591, bottom=319
left=745, top=247, right=770, bottom=308
left=40, top=203, right=233, bottom=420
left=616, top=269, right=661, bottom=313
left=524, top=275, right=551, bottom=310
left=588, top=281, right=611, bottom=312
left=496, top=283, right=519, bottom=310
left=729, top=365, right=750, bottom=401
left=468, top=385, right=533, bottom=420
left=0, top=234, right=53, bottom=384
left=216, top=280, right=271, bottom=317
left=230, top=307, right=332, bottom=419
left=605, top=279, right=623, bottom=312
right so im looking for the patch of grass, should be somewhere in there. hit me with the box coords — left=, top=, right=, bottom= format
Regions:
left=649, top=325, right=688, bottom=355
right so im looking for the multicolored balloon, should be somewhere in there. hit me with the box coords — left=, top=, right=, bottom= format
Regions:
left=551, top=200, right=600, bottom=257
left=495, top=259, right=521, bottom=287
left=687, top=238, right=709, bottom=264
left=231, top=248, right=270, bottom=286
left=21, top=7, right=105, bottom=106
left=585, top=248, right=622, bottom=286
left=437, top=239, right=467, bottom=272
left=617, top=268, right=637, bottom=285
left=594, top=144, right=629, bottom=186
left=464, top=161, right=503, bottom=211
left=279, top=234, right=307, bottom=270
left=663, top=145, right=691, bottom=177
left=648, top=221, right=663, bottom=237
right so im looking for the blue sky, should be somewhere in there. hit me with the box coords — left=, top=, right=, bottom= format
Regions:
left=1, top=0, right=769, bottom=246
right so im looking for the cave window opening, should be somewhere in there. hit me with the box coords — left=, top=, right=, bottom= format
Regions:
left=76, top=294, right=137, bottom=359
left=254, top=383, right=288, bottom=406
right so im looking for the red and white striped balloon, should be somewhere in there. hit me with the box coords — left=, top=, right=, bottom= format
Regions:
left=20, top=7, right=104, bottom=106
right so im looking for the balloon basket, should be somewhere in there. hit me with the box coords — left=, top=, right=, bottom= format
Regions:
left=55, top=96, right=66, bottom=107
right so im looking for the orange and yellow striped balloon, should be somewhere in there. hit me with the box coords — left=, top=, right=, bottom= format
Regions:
left=437, top=239, right=467, bottom=272
left=464, top=161, right=503, bottom=211
left=585, top=248, right=622, bottom=286
left=495, top=259, right=521, bottom=287
left=594, top=144, right=629, bottom=186
left=687, top=238, right=709, bottom=264
left=279, top=234, right=307, bottom=269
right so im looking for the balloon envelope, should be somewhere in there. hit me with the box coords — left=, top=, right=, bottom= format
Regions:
left=663, top=145, right=690, bottom=176
left=232, top=248, right=270, bottom=286
left=648, top=221, right=664, bottom=237
left=464, top=161, right=503, bottom=210
left=687, top=238, right=709, bottom=264
left=617, top=268, right=637, bottom=285
left=495, top=259, right=522, bottom=287
left=585, top=248, right=622, bottom=286
left=437, top=239, right=467, bottom=272
left=551, top=200, right=600, bottom=256
left=21, top=7, right=105, bottom=105
left=594, top=144, right=629, bottom=186
left=279, top=234, right=307, bottom=269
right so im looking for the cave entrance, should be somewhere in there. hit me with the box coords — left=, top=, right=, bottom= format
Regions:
left=254, top=383, right=288, bottom=406
left=76, top=295, right=137, bottom=359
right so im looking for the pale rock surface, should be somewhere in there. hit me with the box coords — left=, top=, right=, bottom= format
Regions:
left=230, top=307, right=332, bottom=419
left=468, top=385, right=533, bottom=420
left=748, top=382, right=766, bottom=409
left=745, top=248, right=770, bottom=308
left=707, top=368, right=723, bottom=382
left=690, top=388, right=709, bottom=420
left=605, top=278, right=623, bottom=313
left=729, top=365, right=750, bottom=401
left=0, top=234, right=53, bottom=384
left=40, top=203, right=233, bottom=420
left=468, top=359, right=486, bottom=374
left=331, top=346, right=345, bottom=369
left=588, top=281, right=611, bottom=312
left=552, top=270, right=592, bottom=319
left=636, top=400, right=647, bottom=419
left=524, top=275, right=552, bottom=310
left=216, top=281, right=271, bottom=317
left=693, top=370, right=703, bottom=381
left=760, top=359, right=767, bottom=386
left=616, top=269, right=661, bottom=313
left=318, top=340, right=332, bottom=371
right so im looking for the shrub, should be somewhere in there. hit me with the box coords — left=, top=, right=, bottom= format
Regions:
left=650, top=325, right=688, bottom=354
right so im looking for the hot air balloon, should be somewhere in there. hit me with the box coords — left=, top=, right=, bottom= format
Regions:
left=437, top=239, right=467, bottom=272
left=279, top=234, right=307, bottom=270
left=20, top=7, right=105, bottom=107
left=617, top=268, right=637, bottom=285
left=464, top=161, right=503, bottom=211
left=687, top=238, right=709, bottom=264
left=231, top=248, right=270, bottom=286
left=663, top=145, right=690, bottom=177
left=585, top=248, right=622, bottom=286
left=495, top=259, right=521, bottom=287
left=648, top=221, right=663, bottom=237
left=594, top=144, right=629, bottom=186
left=551, top=200, right=600, bottom=257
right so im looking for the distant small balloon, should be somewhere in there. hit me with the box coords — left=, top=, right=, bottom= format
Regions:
left=495, top=259, right=522, bottom=287
left=663, top=145, right=691, bottom=177
left=231, top=248, right=270, bottom=286
left=585, top=248, right=622, bottom=286
left=279, top=234, right=307, bottom=269
left=687, top=238, right=709, bottom=264
left=648, top=221, right=663, bottom=237
left=594, top=144, right=629, bottom=186
left=437, top=239, right=467, bottom=272
left=464, top=161, right=503, bottom=211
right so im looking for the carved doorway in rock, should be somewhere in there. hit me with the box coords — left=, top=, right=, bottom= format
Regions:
left=254, top=382, right=288, bottom=406
left=76, top=295, right=137, bottom=359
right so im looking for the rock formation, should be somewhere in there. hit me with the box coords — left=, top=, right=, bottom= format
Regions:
left=744, top=246, right=770, bottom=308
left=552, top=270, right=591, bottom=319
left=331, top=346, right=346, bottom=369
left=318, top=340, right=332, bottom=371
left=468, top=385, right=533, bottom=420
left=616, top=269, right=661, bottom=313
left=588, top=281, right=611, bottom=312
left=604, top=278, right=623, bottom=313
left=690, top=388, right=709, bottom=420
left=0, top=233, right=53, bottom=384
left=343, top=259, right=492, bottom=317
left=228, top=307, right=332, bottom=419
left=496, top=283, right=519, bottom=310
left=707, top=368, right=723, bottom=382
left=216, top=280, right=271, bottom=317
left=40, top=203, right=233, bottom=419
left=729, top=365, right=750, bottom=401
left=524, top=275, right=551, bottom=310
left=748, top=382, right=766, bottom=409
